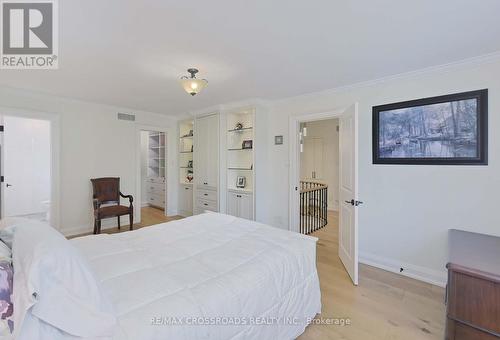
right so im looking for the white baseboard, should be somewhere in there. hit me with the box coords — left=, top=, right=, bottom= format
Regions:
left=359, top=251, right=447, bottom=287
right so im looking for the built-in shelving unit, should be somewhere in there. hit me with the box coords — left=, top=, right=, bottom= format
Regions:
left=179, top=120, right=194, bottom=185
left=148, top=132, right=166, bottom=178
left=178, top=119, right=195, bottom=217
left=226, top=108, right=255, bottom=220
left=142, top=130, right=166, bottom=210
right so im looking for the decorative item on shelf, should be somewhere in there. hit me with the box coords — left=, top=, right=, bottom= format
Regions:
left=187, top=160, right=193, bottom=168
left=186, top=169, right=193, bottom=183
left=191, top=145, right=193, bottom=152
left=179, top=68, right=208, bottom=96
left=242, top=140, right=253, bottom=149
left=236, top=176, right=246, bottom=188
left=188, top=129, right=193, bottom=136
left=235, top=122, right=243, bottom=130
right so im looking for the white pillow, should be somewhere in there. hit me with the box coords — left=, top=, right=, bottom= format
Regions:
left=8, top=220, right=116, bottom=339
left=0, top=217, right=32, bottom=248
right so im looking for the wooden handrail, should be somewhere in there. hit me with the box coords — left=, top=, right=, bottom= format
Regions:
left=300, top=181, right=328, bottom=193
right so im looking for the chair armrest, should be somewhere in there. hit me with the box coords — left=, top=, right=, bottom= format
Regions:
left=120, top=192, right=134, bottom=204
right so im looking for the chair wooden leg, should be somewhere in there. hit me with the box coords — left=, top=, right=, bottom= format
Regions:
left=93, top=219, right=98, bottom=234
left=129, top=211, right=133, bottom=231
left=97, top=219, right=102, bottom=234
left=117, top=216, right=121, bottom=230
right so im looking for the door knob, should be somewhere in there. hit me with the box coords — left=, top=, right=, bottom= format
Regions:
left=6, top=183, right=12, bottom=188
left=345, top=199, right=363, bottom=206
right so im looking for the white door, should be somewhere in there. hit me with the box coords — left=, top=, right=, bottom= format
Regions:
left=338, top=103, right=359, bottom=285
left=2, top=116, right=51, bottom=217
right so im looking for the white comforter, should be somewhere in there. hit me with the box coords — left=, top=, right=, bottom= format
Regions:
left=70, top=212, right=321, bottom=340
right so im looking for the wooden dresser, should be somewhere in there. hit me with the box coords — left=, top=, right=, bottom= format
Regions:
left=446, top=229, right=500, bottom=340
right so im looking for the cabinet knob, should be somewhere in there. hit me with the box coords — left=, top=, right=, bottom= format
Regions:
left=236, top=195, right=241, bottom=198
left=204, top=203, right=208, bottom=206
left=204, top=193, right=208, bottom=196
left=185, top=187, right=189, bottom=190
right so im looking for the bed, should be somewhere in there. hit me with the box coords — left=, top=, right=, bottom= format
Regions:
left=5, top=212, right=321, bottom=340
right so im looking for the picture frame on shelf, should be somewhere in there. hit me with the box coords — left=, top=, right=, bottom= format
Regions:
left=187, top=160, right=193, bottom=168
left=242, top=140, right=253, bottom=149
left=236, top=176, right=246, bottom=188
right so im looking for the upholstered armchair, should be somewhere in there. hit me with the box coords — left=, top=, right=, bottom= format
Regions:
left=91, top=177, right=133, bottom=234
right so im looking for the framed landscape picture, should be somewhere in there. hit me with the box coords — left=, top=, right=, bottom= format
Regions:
left=372, top=89, right=488, bottom=165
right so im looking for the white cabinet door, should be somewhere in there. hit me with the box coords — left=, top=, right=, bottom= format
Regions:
left=195, top=114, right=218, bottom=190
left=205, top=115, right=219, bottom=188
left=195, top=117, right=207, bottom=187
left=238, top=193, right=253, bottom=220
left=227, top=192, right=253, bottom=220
left=227, top=192, right=239, bottom=217
left=301, top=137, right=324, bottom=180
left=179, top=185, right=193, bottom=214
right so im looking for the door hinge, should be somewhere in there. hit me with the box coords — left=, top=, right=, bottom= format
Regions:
left=0, top=176, right=3, bottom=183
left=0, top=125, right=3, bottom=132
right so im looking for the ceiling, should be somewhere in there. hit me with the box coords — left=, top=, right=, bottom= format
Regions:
left=1, top=0, right=499, bottom=116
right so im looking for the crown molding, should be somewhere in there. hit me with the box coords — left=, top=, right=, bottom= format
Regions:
left=273, top=50, right=500, bottom=105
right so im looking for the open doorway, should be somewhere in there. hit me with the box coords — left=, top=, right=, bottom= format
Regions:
left=137, top=128, right=167, bottom=224
left=1, top=115, right=52, bottom=222
left=290, top=104, right=359, bottom=285
left=299, top=118, right=340, bottom=235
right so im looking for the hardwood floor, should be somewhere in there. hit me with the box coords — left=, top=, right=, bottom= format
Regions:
left=298, top=211, right=445, bottom=340
left=70, top=206, right=181, bottom=237
left=75, top=208, right=445, bottom=339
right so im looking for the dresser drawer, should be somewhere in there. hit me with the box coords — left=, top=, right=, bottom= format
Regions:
left=196, top=189, right=217, bottom=201
left=149, top=194, right=165, bottom=207
left=447, top=270, right=500, bottom=335
left=447, top=319, right=498, bottom=340
left=196, top=198, right=217, bottom=212
left=146, top=181, right=165, bottom=194
left=146, top=177, right=165, bottom=184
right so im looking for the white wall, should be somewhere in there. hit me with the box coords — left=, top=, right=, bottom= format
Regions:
left=3, top=116, right=51, bottom=216
left=0, top=87, right=178, bottom=236
left=300, top=119, right=339, bottom=210
left=261, top=55, right=500, bottom=286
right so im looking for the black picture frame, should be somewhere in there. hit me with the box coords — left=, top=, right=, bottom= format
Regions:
left=372, top=89, right=488, bottom=165
left=242, top=140, right=253, bottom=149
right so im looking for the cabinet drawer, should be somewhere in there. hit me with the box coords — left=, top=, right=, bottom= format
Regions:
left=447, top=270, right=500, bottom=334
left=447, top=319, right=498, bottom=340
left=146, top=182, right=165, bottom=193
left=197, top=182, right=216, bottom=191
left=197, top=189, right=217, bottom=201
left=149, top=194, right=165, bottom=207
left=196, top=198, right=217, bottom=212
left=147, top=177, right=165, bottom=184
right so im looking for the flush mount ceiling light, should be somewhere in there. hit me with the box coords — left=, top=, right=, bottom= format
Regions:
left=180, top=68, right=208, bottom=96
